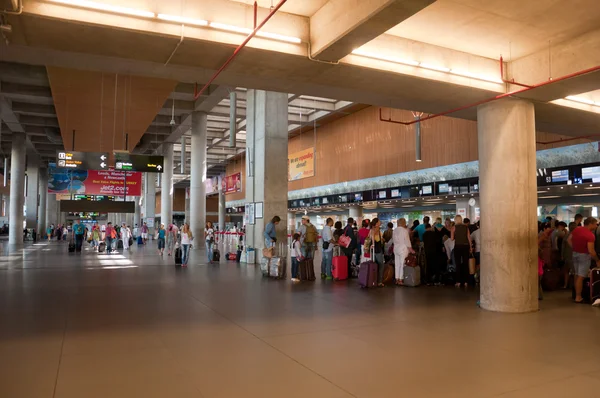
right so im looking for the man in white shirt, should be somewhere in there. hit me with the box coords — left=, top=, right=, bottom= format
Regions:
left=393, top=218, right=414, bottom=285
left=321, top=218, right=334, bottom=279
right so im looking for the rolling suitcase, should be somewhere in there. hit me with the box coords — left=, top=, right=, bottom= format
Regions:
left=117, top=239, right=123, bottom=249
left=98, top=242, right=106, bottom=253
left=382, top=262, right=395, bottom=285
left=332, top=246, right=348, bottom=281
left=358, top=248, right=377, bottom=288
left=174, top=247, right=182, bottom=265
left=591, top=268, right=600, bottom=303
left=403, top=265, right=421, bottom=287
left=269, top=256, right=287, bottom=279
left=332, top=255, right=348, bottom=281
left=260, top=257, right=271, bottom=276
left=68, top=241, right=76, bottom=253
left=137, top=236, right=143, bottom=245
left=213, top=249, right=220, bottom=262
left=299, top=258, right=316, bottom=281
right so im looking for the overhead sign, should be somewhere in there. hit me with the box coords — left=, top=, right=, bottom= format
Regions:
left=114, top=153, right=164, bottom=173
left=56, top=151, right=109, bottom=170
left=222, top=172, right=242, bottom=194
left=288, top=147, right=315, bottom=181
left=48, top=164, right=142, bottom=196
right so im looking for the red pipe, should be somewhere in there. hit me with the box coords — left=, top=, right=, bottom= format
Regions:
left=536, top=135, right=600, bottom=145
left=379, top=63, right=600, bottom=126
left=254, top=1, right=258, bottom=29
left=193, top=0, right=288, bottom=100
left=500, top=56, right=532, bottom=88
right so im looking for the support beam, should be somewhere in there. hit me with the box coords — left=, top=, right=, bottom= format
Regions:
left=9, top=133, right=26, bottom=246
left=310, top=0, right=436, bottom=62
left=160, top=143, right=174, bottom=226
left=190, top=111, right=207, bottom=244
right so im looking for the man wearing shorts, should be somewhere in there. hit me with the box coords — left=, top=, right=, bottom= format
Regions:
left=568, top=217, right=600, bottom=303
left=141, top=222, right=149, bottom=244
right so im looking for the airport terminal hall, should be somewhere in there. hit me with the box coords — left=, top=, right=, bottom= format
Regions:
left=2, top=1, right=600, bottom=397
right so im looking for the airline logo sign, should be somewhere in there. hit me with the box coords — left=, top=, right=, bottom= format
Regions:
left=288, top=147, right=315, bottom=181
left=56, top=151, right=109, bottom=171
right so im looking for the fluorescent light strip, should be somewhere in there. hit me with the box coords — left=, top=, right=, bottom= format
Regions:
left=351, top=49, right=502, bottom=84
left=157, top=13, right=207, bottom=26
left=50, top=0, right=155, bottom=18
left=209, top=22, right=301, bottom=43
left=572, top=193, right=599, bottom=197
left=565, top=96, right=599, bottom=107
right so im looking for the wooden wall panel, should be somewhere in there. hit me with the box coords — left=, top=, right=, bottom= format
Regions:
left=226, top=106, right=589, bottom=201
left=48, top=67, right=177, bottom=156
left=155, top=188, right=186, bottom=214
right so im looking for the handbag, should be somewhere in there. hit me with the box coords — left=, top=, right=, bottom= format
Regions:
left=468, top=254, right=476, bottom=275
left=323, top=241, right=330, bottom=250
left=262, top=247, right=274, bottom=259
left=338, top=235, right=351, bottom=248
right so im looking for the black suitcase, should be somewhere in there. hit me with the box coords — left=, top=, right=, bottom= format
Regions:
left=174, top=247, right=182, bottom=265
left=117, top=239, right=123, bottom=249
left=591, top=268, right=600, bottom=303
left=213, top=249, right=220, bottom=262
left=68, top=242, right=75, bottom=253
left=298, top=259, right=316, bottom=281
left=98, top=242, right=106, bottom=253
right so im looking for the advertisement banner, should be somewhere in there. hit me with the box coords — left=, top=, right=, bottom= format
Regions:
left=48, top=165, right=142, bottom=196
left=288, top=147, right=315, bottom=181
left=223, top=172, right=242, bottom=194
left=205, top=176, right=219, bottom=194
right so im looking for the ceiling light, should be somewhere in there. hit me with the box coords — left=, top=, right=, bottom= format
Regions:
left=450, top=69, right=503, bottom=84
left=565, top=96, right=597, bottom=106
left=157, top=13, right=208, bottom=26
left=572, top=193, right=598, bottom=197
left=539, top=195, right=561, bottom=199
left=352, top=49, right=419, bottom=66
left=585, top=186, right=600, bottom=190
left=49, top=0, right=155, bottom=18
left=420, top=63, right=451, bottom=72
left=209, top=22, right=301, bottom=43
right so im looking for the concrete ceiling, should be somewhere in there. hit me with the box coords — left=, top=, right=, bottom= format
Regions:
left=0, top=0, right=599, bottom=171
left=386, top=0, right=600, bottom=60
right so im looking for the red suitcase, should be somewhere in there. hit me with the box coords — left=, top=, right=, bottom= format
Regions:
left=332, top=255, right=348, bottom=281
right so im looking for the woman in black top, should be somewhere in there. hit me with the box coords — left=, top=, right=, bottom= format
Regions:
left=367, top=218, right=386, bottom=287
left=451, top=215, right=471, bottom=288
left=333, top=221, right=344, bottom=242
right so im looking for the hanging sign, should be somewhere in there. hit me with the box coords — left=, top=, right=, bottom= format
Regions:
left=223, top=172, right=242, bottom=194
left=114, top=153, right=164, bottom=173
left=56, top=151, right=109, bottom=171
left=288, top=147, right=315, bottom=181
left=48, top=164, right=142, bottom=196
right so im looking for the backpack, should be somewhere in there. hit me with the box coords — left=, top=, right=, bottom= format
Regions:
left=305, top=224, right=318, bottom=243
left=110, top=229, right=116, bottom=239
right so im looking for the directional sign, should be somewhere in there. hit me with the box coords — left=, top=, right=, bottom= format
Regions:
left=114, top=153, right=164, bottom=173
left=56, top=151, right=110, bottom=170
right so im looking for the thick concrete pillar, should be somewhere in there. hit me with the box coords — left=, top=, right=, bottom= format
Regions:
left=37, top=168, right=48, bottom=237
left=190, top=111, right=207, bottom=242
left=349, top=205, right=363, bottom=225
left=144, top=172, right=156, bottom=235
left=25, top=160, right=40, bottom=229
left=9, top=133, right=26, bottom=246
left=46, top=193, right=58, bottom=229
left=184, top=188, right=190, bottom=224
left=245, top=90, right=288, bottom=261
left=133, top=197, right=141, bottom=229
left=218, top=188, right=226, bottom=231
left=161, top=143, right=174, bottom=227
left=478, top=98, right=538, bottom=313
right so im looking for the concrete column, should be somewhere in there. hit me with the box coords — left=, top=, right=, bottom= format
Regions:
left=184, top=188, right=190, bottom=224
left=287, top=211, right=296, bottom=234
left=218, top=189, right=226, bottom=231
left=245, top=90, right=288, bottom=261
left=134, top=196, right=141, bottom=229
left=349, top=205, right=363, bottom=224
left=161, top=143, right=174, bottom=227
left=144, top=172, right=156, bottom=235
left=46, top=193, right=58, bottom=229
left=478, top=98, right=538, bottom=313
left=25, top=160, right=40, bottom=229
left=9, top=133, right=26, bottom=246
left=190, top=111, right=207, bottom=242
left=37, top=168, right=48, bottom=237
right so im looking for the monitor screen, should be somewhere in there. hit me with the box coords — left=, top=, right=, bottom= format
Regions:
left=551, top=169, right=569, bottom=183
left=391, top=189, right=401, bottom=198
left=378, top=191, right=387, bottom=199
left=355, top=193, right=363, bottom=201
left=438, top=183, right=449, bottom=193
left=322, top=197, right=328, bottom=204
left=422, top=185, right=432, bottom=195
left=582, top=166, right=600, bottom=182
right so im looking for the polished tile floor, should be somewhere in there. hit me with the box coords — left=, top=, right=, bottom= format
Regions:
left=1, top=239, right=599, bottom=398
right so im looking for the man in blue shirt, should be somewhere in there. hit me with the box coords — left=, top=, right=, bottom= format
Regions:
left=73, top=219, right=85, bottom=253
left=414, top=216, right=430, bottom=242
